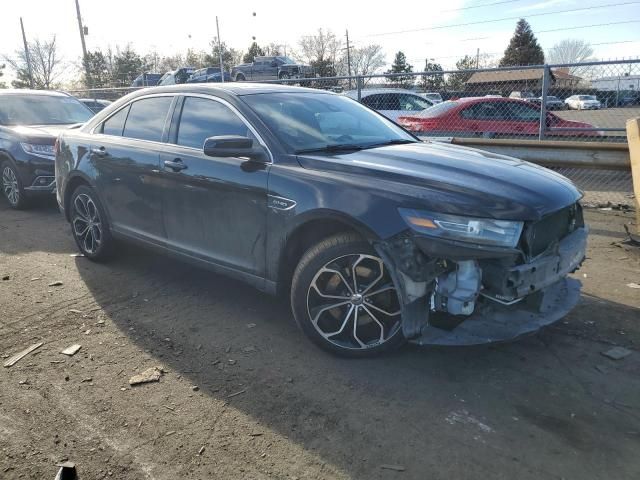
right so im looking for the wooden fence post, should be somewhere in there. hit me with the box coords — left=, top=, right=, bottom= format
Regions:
left=626, top=118, right=640, bottom=233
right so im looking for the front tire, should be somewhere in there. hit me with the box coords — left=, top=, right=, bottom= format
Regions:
left=291, top=233, right=406, bottom=357
left=279, top=72, right=291, bottom=80
left=235, top=73, right=246, bottom=82
left=2, top=161, right=29, bottom=210
left=69, top=185, right=113, bottom=261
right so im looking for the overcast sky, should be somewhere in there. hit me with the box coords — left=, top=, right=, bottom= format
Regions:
left=1, top=0, right=639, bottom=84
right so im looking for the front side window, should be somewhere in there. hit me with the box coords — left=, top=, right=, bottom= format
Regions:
left=101, top=105, right=130, bottom=136
left=398, top=94, right=432, bottom=111
left=176, top=97, right=251, bottom=149
left=242, top=92, right=415, bottom=152
left=503, top=102, right=540, bottom=121
left=122, top=97, right=173, bottom=142
left=460, top=102, right=501, bottom=120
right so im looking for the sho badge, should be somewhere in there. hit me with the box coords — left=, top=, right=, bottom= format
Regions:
left=268, top=195, right=297, bottom=211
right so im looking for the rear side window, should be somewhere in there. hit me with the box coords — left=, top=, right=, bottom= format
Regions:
left=101, top=106, right=130, bottom=136
left=176, top=97, right=250, bottom=149
left=122, top=97, right=173, bottom=142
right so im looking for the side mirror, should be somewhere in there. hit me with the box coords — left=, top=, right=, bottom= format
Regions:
left=203, top=135, right=268, bottom=162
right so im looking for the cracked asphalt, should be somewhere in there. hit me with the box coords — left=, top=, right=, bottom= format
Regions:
left=1, top=198, right=639, bottom=480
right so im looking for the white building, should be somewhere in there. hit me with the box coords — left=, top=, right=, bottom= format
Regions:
left=591, top=75, right=640, bottom=91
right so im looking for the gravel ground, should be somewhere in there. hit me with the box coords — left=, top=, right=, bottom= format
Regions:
left=1, top=199, right=639, bottom=480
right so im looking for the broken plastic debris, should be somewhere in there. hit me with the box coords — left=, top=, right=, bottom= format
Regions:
left=601, top=346, right=632, bottom=360
left=61, top=345, right=82, bottom=356
left=129, top=366, right=163, bottom=386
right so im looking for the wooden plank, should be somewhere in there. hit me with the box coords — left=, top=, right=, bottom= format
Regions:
left=626, top=118, right=640, bottom=233
left=3, top=342, right=43, bottom=368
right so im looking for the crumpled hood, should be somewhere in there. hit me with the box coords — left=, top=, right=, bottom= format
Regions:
left=296, top=141, right=581, bottom=221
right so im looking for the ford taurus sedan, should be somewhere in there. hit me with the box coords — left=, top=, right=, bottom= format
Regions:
left=55, top=83, right=587, bottom=357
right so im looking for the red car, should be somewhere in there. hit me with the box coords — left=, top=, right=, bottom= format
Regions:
left=397, top=97, right=599, bottom=138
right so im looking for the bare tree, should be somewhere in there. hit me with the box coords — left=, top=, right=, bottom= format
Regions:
left=4, top=35, right=63, bottom=89
left=297, top=29, right=342, bottom=77
left=547, top=39, right=594, bottom=65
left=337, top=44, right=386, bottom=80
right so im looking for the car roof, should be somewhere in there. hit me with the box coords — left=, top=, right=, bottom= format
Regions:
left=344, top=88, right=424, bottom=98
left=0, top=89, right=71, bottom=97
left=127, top=82, right=332, bottom=97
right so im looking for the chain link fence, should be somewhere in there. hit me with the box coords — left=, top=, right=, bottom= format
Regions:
left=65, top=59, right=638, bottom=208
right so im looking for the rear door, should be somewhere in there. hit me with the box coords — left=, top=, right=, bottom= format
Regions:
left=89, top=95, right=175, bottom=244
left=159, top=95, right=270, bottom=277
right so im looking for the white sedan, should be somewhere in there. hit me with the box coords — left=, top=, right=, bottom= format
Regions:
left=344, top=88, right=433, bottom=122
left=564, top=95, right=601, bottom=110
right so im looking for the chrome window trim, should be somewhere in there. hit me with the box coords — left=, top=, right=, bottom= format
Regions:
left=89, top=92, right=273, bottom=164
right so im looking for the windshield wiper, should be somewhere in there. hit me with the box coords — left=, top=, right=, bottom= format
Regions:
left=295, top=144, right=365, bottom=154
left=361, top=139, right=418, bottom=149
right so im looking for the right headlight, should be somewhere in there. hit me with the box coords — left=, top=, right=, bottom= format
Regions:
left=399, top=208, right=524, bottom=248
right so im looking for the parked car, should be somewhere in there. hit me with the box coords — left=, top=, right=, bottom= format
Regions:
left=564, top=95, right=601, bottom=110
left=186, top=67, right=231, bottom=83
left=531, top=95, right=566, bottom=111
left=131, top=73, right=163, bottom=87
left=158, top=67, right=196, bottom=86
left=397, top=97, right=598, bottom=138
left=231, top=56, right=314, bottom=82
left=79, top=98, right=112, bottom=114
left=0, top=89, right=94, bottom=209
left=509, top=91, right=537, bottom=102
left=55, top=83, right=587, bottom=356
left=620, top=92, right=640, bottom=106
left=421, top=92, right=443, bottom=104
left=344, top=88, right=433, bottom=122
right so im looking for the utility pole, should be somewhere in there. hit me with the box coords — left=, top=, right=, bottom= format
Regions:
left=475, top=48, right=480, bottom=69
left=216, top=16, right=225, bottom=83
left=74, top=0, right=91, bottom=87
left=344, top=30, right=353, bottom=89
left=19, top=17, right=34, bottom=89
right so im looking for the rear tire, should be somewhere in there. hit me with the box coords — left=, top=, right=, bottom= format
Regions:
left=69, top=185, right=114, bottom=261
left=291, top=233, right=406, bottom=357
left=1, top=161, right=29, bottom=210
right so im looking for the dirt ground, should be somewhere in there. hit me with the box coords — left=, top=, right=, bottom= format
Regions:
left=1, top=198, right=639, bottom=480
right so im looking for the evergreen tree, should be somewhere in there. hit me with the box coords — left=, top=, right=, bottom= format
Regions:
left=386, top=51, right=414, bottom=87
left=0, top=63, right=6, bottom=88
left=243, top=42, right=264, bottom=63
left=500, top=19, right=544, bottom=66
left=83, top=51, right=110, bottom=88
left=447, top=55, right=477, bottom=90
left=419, top=60, right=444, bottom=90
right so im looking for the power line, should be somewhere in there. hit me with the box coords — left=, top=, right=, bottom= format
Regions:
left=424, top=19, right=640, bottom=47
left=362, top=1, right=640, bottom=38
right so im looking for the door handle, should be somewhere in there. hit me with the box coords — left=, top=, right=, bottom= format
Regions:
left=164, top=158, right=188, bottom=172
left=91, top=146, right=108, bottom=157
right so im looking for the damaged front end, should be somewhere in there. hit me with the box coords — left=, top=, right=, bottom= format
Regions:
left=375, top=203, right=587, bottom=346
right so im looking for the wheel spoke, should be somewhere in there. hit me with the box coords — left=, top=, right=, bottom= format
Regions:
left=74, top=195, right=90, bottom=221
left=352, top=307, right=366, bottom=348
left=73, top=218, right=90, bottom=238
left=311, top=300, right=351, bottom=326
left=362, top=305, right=387, bottom=344
left=364, top=299, right=401, bottom=317
left=322, top=305, right=355, bottom=339
left=311, top=283, right=351, bottom=300
left=318, top=267, right=354, bottom=295
left=364, top=284, right=396, bottom=298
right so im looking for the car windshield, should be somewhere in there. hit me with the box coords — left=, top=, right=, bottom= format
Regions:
left=424, top=93, right=442, bottom=100
left=579, top=95, right=597, bottom=100
left=413, top=101, right=458, bottom=117
left=547, top=96, right=559, bottom=101
left=242, top=92, right=416, bottom=153
left=278, top=56, right=296, bottom=65
left=0, top=94, right=94, bottom=126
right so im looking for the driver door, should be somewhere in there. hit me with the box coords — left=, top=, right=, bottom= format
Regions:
left=159, top=96, right=270, bottom=277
